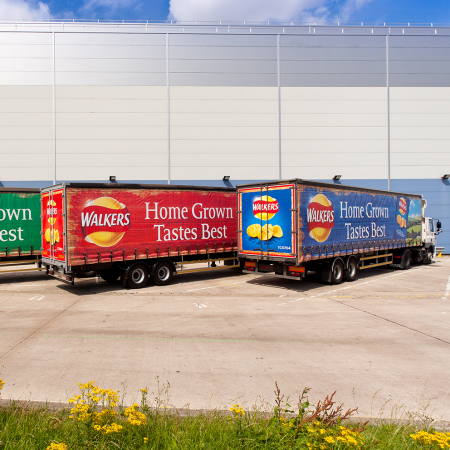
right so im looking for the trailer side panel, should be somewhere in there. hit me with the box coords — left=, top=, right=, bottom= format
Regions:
left=0, top=191, right=41, bottom=257
left=298, top=184, right=421, bottom=262
left=65, top=187, right=237, bottom=266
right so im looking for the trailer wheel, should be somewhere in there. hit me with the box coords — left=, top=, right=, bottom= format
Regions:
left=153, top=261, right=174, bottom=286
left=100, top=267, right=120, bottom=283
left=330, top=259, right=344, bottom=285
left=344, top=257, right=358, bottom=282
left=401, top=250, right=412, bottom=270
left=126, top=264, right=149, bottom=289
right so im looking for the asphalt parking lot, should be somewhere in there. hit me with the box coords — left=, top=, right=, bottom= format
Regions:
left=0, top=257, right=449, bottom=422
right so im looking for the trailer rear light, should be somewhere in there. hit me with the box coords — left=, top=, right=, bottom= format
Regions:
left=48, top=269, right=54, bottom=275
left=259, top=264, right=273, bottom=272
left=289, top=271, right=302, bottom=277
left=393, top=256, right=402, bottom=259
left=245, top=261, right=256, bottom=271
left=66, top=276, right=72, bottom=281
left=289, top=266, right=305, bottom=273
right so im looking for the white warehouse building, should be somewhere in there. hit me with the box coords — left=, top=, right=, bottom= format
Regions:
left=0, top=21, right=449, bottom=249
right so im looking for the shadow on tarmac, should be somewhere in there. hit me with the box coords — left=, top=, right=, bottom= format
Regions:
left=54, top=267, right=249, bottom=296
left=245, top=265, right=399, bottom=294
left=1, top=261, right=426, bottom=297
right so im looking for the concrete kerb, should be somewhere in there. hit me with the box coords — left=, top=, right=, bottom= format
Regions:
left=1, top=399, right=449, bottom=431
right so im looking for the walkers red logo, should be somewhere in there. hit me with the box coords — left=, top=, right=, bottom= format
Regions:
left=307, top=194, right=335, bottom=243
left=398, top=197, right=407, bottom=215
left=253, top=196, right=279, bottom=220
left=81, top=197, right=130, bottom=247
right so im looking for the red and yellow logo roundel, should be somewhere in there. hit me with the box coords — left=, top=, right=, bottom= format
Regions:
left=81, top=197, right=130, bottom=247
left=398, top=197, right=407, bottom=215
left=307, top=194, right=335, bottom=243
left=252, top=196, right=279, bottom=221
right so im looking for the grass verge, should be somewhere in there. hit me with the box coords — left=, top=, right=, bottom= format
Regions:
left=0, top=378, right=448, bottom=449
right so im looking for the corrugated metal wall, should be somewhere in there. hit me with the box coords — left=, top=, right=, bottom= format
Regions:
left=0, top=23, right=448, bottom=250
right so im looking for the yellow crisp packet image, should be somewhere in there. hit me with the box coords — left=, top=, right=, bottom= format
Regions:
left=260, top=224, right=273, bottom=241
left=272, top=225, right=283, bottom=238
left=54, top=229, right=60, bottom=243
left=247, top=224, right=261, bottom=238
left=48, top=217, right=56, bottom=225
left=45, top=228, right=51, bottom=243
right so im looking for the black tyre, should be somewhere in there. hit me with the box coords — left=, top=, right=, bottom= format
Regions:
left=100, top=267, right=121, bottom=283
left=153, top=261, right=174, bottom=286
left=344, top=257, right=358, bottom=282
left=78, top=270, right=96, bottom=278
left=330, top=259, right=344, bottom=285
left=126, top=264, right=149, bottom=289
left=401, top=251, right=411, bottom=270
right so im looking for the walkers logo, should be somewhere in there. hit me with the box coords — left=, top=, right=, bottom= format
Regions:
left=252, top=196, right=279, bottom=220
left=307, top=194, right=335, bottom=243
left=398, top=197, right=407, bottom=216
left=81, top=197, right=130, bottom=247
left=46, top=200, right=57, bottom=225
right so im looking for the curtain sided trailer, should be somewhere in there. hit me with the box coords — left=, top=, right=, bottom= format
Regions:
left=237, top=180, right=441, bottom=284
left=0, top=188, right=41, bottom=272
left=41, top=183, right=238, bottom=288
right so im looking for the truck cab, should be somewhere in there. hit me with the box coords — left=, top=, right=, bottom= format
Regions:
left=423, top=216, right=442, bottom=257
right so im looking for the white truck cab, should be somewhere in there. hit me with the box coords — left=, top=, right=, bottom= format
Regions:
left=422, top=216, right=442, bottom=260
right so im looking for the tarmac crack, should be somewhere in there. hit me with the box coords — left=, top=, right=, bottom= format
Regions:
left=329, top=298, right=450, bottom=346
left=0, top=296, right=83, bottom=361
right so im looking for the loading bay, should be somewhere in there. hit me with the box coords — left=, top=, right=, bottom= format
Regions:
left=0, top=258, right=449, bottom=423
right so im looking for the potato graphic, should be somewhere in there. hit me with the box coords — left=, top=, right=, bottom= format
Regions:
left=45, top=228, right=51, bottom=243
left=272, top=225, right=283, bottom=238
left=54, top=229, right=60, bottom=243
left=260, top=224, right=273, bottom=241
left=48, top=217, right=56, bottom=225
left=247, top=224, right=261, bottom=238
left=397, top=214, right=401, bottom=225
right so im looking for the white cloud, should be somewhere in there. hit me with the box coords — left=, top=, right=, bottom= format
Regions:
left=0, top=0, right=52, bottom=20
left=169, top=0, right=372, bottom=24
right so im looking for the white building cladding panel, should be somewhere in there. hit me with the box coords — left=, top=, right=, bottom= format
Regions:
left=0, top=30, right=53, bottom=181
left=0, top=25, right=446, bottom=182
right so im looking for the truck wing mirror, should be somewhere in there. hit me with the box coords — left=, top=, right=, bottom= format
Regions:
left=437, top=221, right=442, bottom=231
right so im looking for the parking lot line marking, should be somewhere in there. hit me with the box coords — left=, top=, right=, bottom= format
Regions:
left=442, top=273, right=450, bottom=299
left=185, top=281, right=246, bottom=292
left=28, top=296, right=37, bottom=301
left=36, top=296, right=45, bottom=301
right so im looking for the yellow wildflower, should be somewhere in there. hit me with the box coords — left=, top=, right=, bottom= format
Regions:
left=46, top=444, right=68, bottom=450
left=124, top=404, right=147, bottom=426
left=94, top=422, right=123, bottom=434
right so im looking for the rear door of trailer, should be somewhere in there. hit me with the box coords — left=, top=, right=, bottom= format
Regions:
left=238, top=182, right=297, bottom=261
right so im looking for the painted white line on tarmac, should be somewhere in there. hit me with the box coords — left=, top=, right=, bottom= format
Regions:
left=28, top=296, right=37, bottom=301
left=36, top=296, right=45, bottom=301
left=279, top=268, right=423, bottom=306
left=442, top=273, right=450, bottom=299
left=185, top=281, right=246, bottom=293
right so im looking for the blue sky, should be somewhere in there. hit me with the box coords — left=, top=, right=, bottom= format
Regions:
left=0, top=0, right=448, bottom=25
